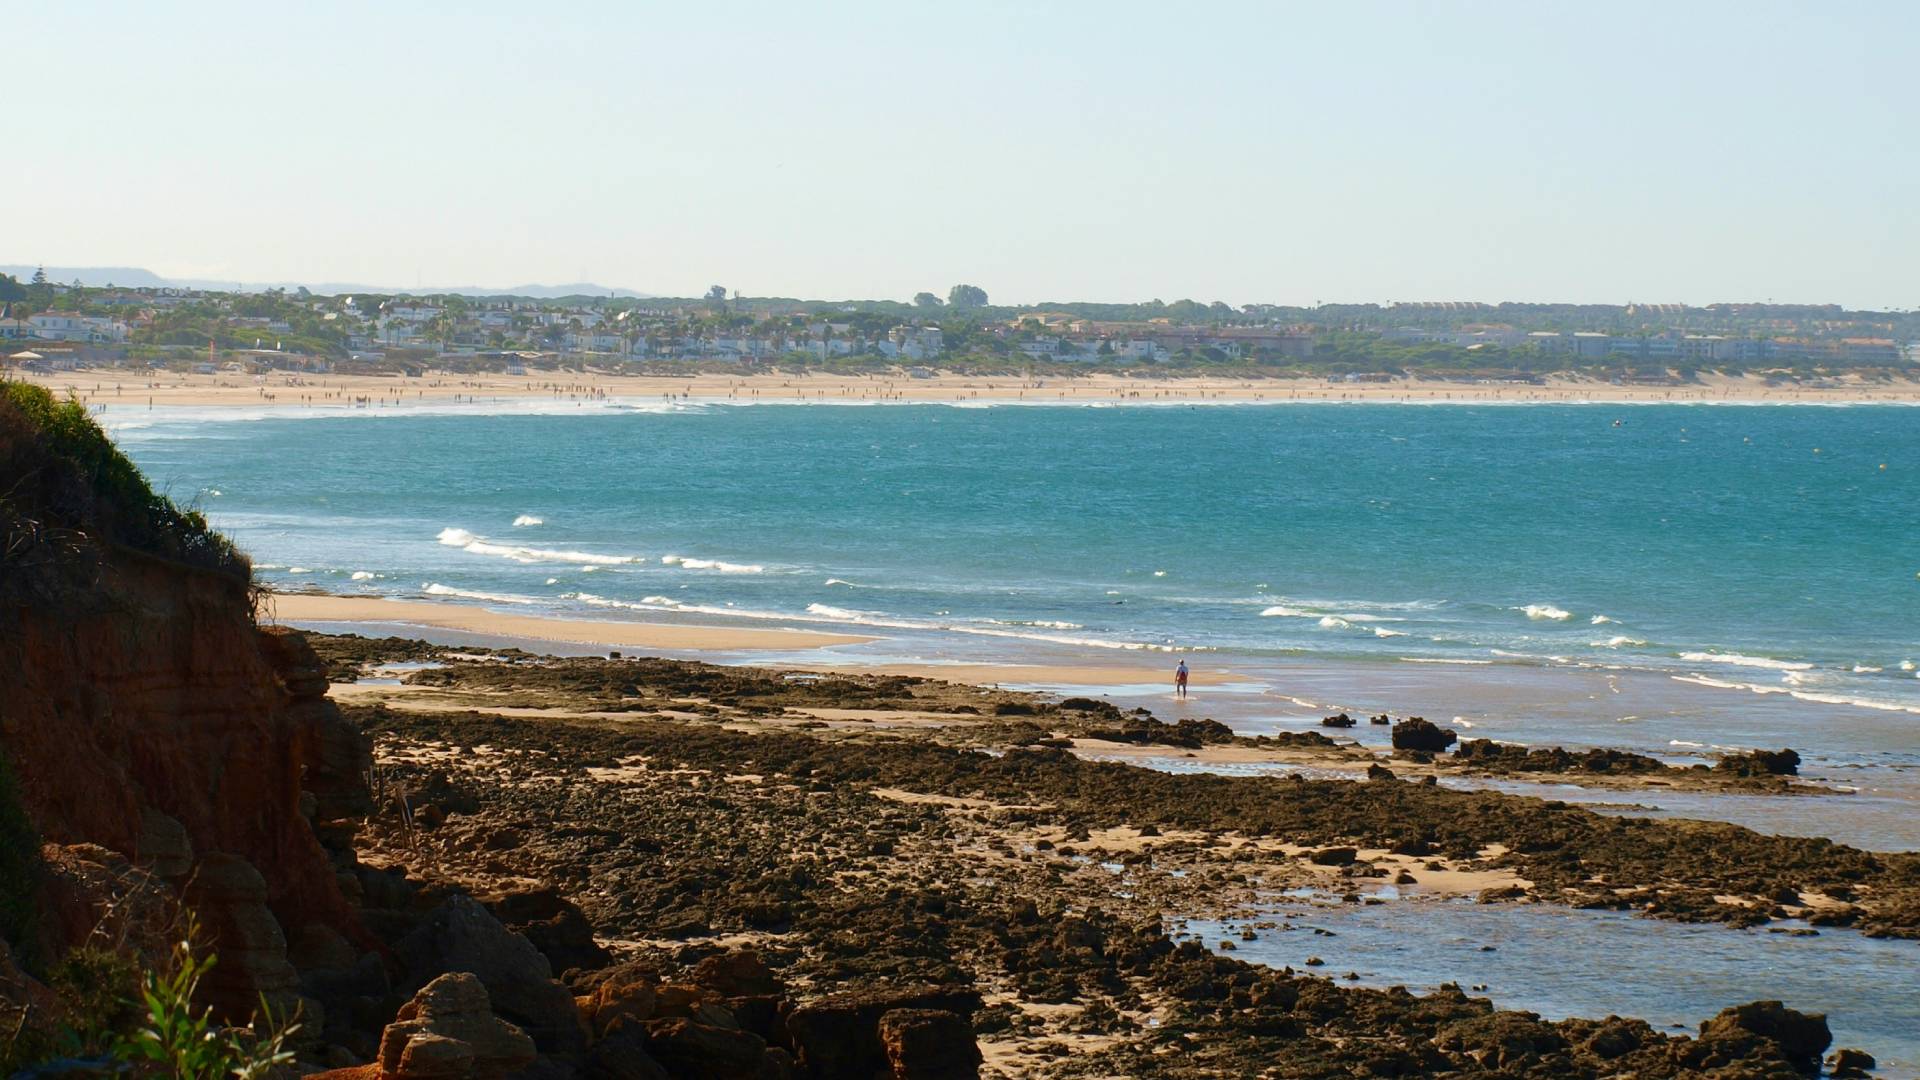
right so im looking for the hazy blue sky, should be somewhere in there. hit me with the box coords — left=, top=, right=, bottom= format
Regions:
left=12, top=1, right=1914, bottom=306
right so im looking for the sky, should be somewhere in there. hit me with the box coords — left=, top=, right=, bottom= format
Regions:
left=10, top=1, right=1916, bottom=308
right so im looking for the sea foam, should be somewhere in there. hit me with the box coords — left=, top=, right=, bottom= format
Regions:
left=661, top=554, right=765, bottom=574
left=422, top=582, right=537, bottom=604
left=1677, top=651, right=1812, bottom=672
left=1521, top=604, right=1573, bottom=621
left=438, top=527, right=637, bottom=566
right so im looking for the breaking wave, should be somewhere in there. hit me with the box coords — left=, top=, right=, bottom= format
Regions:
left=661, top=554, right=765, bottom=574
left=1521, top=604, right=1573, bottom=622
left=1677, top=651, right=1812, bottom=672
left=422, top=583, right=537, bottom=604
left=437, top=527, right=638, bottom=566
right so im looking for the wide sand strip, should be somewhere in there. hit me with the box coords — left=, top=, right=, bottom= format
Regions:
left=266, top=591, right=1229, bottom=686
left=264, top=592, right=871, bottom=651
left=26, top=368, right=1920, bottom=409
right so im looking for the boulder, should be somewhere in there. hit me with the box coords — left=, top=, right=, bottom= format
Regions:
left=134, top=807, right=194, bottom=880
left=181, top=853, right=321, bottom=1033
left=1716, top=748, right=1801, bottom=777
left=1391, top=717, right=1458, bottom=753
left=479, top=886, right=610, bottom=976
left=1697, top=1000, right=1830, bottom=1074
left=1309, top=847, right=1358, bottom=866
left=690, top=949, right=781, bottom=998
left=643, top=1016, right=768, bottom=1080
left=787, top=986, right=981, bottom=1079
left=877, top=1008, right=981, bottom=1080
left=1829, top=1047, right=1876, bottom=1078
left=312, top=972, right=535, bottom=1080
left=582, top=1023, right=670, bottom=1080
left=395, top=894, right=585, bottom=1053
left=1320, top=713, right=1356, bottom=729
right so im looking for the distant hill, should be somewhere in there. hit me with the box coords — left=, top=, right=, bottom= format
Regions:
left=0, top=266, right=652, bottom=300
left=1, top=266, right=173, bottom=288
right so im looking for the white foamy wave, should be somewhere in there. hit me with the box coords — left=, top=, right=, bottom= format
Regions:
left=1903, top=661, right=1917, bottom=672
left=824, top=578, right=857, bottom=587
left=1590, top=614, right=1617, bottom=625
left=1520, top=604, right=1572, bottom=622
left=805, top=603, right=871, bottom=621
left=661, top=554, right=764, bottom=574
left=350, top=571, right=376, bottom=581
left=437, top=527, right=638, bottom=566
left=1677, top=651, right=1812, bottom=672
left=1595, top=635, right=1646, bottom=648
left=287, top=567, right=311, bottom=575
left=1317, top=616, right=1353, bottom=630
left=980, top=618, right=1085, bottom=631
left=1373, top=627, right=1406, bottom=638
left=422, top=583, right=537, bottom=604
left=512, top=514, right=544, bottom=527
left=1260, top=605, right=1313, bottom=618
left=1400, top=657, right=1493, bottom=665
left=1853, top=665, right=1883, bottom=674
left=1670, top=740, right=1705, bottom=748
left=1671, top=675, right=1920, bottom=715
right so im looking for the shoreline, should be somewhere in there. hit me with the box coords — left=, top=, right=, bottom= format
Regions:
left=263, top=592, right=873, bottom=652
left=21, top=366, right=1920, bottom=408
left=265, top=590, right=1232, bottom=688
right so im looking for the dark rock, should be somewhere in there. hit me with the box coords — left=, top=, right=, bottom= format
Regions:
left=1309, top=847, right=1358, bottom=866
left=643, top=1016, right=768, bottom=1080
left=1830, top=1047, right=1876, bottom=1077
left=877, top=1008, right=981, bottom=1080
left=1391, top=717, right=1458, bottom=753
left=1320, top=713, right=1356, bottom=729
left=479, top=885, right=611, bottom=976
left=786, top=986, right=981, bottom=1079
left=1716, top=748, right=1802, bottom=777
left=1698, top=1000, right=1830, bottom=1074
left=394, top=893, right=586, bottom=1053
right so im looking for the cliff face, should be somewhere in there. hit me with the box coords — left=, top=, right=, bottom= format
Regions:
left=0, top=549, right=369, bottom=946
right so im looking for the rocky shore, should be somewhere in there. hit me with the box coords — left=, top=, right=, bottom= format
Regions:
left=5, top=364, right=1902, bottom=1079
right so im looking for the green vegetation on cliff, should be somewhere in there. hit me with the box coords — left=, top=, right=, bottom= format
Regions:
left=0, top=382, right=248, bottom=600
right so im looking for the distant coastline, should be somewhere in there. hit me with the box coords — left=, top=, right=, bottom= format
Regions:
left=21, top=366, right=1920, bottom=409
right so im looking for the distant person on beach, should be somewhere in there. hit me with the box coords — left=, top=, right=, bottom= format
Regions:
left=1174, top=659, right=1189, bottom=698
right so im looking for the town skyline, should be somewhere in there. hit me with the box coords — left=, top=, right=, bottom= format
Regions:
left=12, top=1, right=1916, bottom=311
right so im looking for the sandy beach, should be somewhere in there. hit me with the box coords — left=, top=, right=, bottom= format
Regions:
left=265, top=590, right=1234, bottom=688
left=264, top=592, right=872, bottom=651
left=20, top=365, right=1920, bottom=408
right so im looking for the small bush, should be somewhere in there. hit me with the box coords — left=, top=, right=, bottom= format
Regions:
left=117, top=937, right=299, bottom=1080
left=0, top=382, right=250, bottom=603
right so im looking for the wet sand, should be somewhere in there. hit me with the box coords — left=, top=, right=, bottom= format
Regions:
left=265, top=592, right=871, bottom=651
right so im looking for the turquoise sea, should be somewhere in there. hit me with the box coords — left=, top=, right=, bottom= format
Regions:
left=107, top=399, right=1920, bottom=841
left=102, top=396, right=1920, bottom=1068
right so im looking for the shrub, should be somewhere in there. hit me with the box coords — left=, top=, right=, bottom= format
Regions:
left=0, top=382, right=249, bottom=601
left=115, top=936, right=299, bottom=1080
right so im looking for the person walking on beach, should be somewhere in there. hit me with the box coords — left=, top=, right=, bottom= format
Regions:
left=1174, top=659, right=1189, bottom=698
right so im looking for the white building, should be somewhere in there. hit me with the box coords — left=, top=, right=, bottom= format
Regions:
left=27, top=313, right=129, bottom=343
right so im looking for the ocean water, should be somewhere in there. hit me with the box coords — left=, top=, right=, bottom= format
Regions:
left=1190, top=901, right=1920, bottom=1071
left=105, top=399, right=1920, bottom=842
